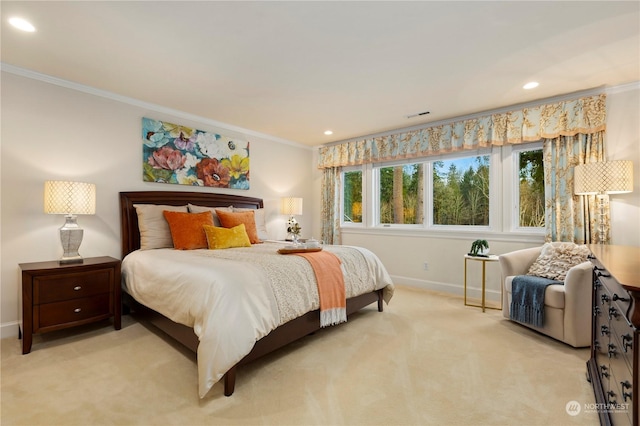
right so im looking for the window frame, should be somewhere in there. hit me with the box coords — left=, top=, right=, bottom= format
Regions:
left=508, top=142, right=545, bottom=234
left=337, top=144, right=544, bottom=239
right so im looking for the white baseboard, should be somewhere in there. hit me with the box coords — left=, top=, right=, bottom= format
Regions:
left=389, top=274, right=501, bottom=302
left=1, top=321, right=20, bottom=339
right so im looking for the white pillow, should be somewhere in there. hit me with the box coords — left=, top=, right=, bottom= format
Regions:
left=187, top=203, right=230, bottom=227
left=134, top=204, right=188, bottom=250
left=527, top=242, right=591, bottom=281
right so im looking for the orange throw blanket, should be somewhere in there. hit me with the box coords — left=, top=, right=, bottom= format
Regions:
left=295, top=251, right=346, bottom=327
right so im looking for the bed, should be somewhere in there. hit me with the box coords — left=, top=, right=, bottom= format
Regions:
left=119, top=191, right=394, bottom=398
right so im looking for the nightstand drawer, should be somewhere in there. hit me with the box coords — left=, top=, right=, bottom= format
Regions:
left=37, top=294, right=111, bottom=329
left=34, top=269, right=112, bottom=304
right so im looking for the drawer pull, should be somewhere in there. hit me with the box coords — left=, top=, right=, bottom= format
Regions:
left=600, top=325, right=610, bottom=336
left=622, top=334, right=633, bottom=352
left=612, top=293, right=629, bottom=302
left=621, top=381, right=632, bottom=402
left=73, top=286, right=82, bottom=291
left=593, top=306, right=601, bottom=316
left=608, top=307, right=619, bottom=320
left=606, top=390, right=617, bottom=405
left=74, top=308, right=82, bottom=313
left=608, top=343, right=617, bottom=358
left=600, top=364, right=609, bottom=378
left=597, top=270, right=611, bottom=278
left=601, top=293, right=610, bottom=305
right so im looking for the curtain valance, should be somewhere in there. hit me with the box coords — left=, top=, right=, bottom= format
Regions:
left=318, top=94, right=606, bottom=169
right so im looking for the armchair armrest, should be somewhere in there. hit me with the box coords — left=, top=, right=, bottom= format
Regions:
left=562, top=261, right=593, bottom=347
left=498, top=247, right=542, bottom=280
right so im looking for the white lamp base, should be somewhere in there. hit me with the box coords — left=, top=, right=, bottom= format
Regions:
left=59, top=215, right=84, bottom=264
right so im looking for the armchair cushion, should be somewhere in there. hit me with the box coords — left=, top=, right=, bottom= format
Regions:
left=527, top=242, right=591, bottom=281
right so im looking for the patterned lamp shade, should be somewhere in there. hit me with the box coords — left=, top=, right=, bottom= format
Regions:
left=44, top=181, right=96, bottom=215
left=280, top=197, right=303, bottom=216
left=574, top=161, right=634, bottom=195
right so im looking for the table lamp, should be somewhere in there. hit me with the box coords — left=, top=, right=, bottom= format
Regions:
left=44, top=180, right=96, bottom=263
left=574, top=160, right=633, bottom=244
left=280, top=197, right=303, bottom=243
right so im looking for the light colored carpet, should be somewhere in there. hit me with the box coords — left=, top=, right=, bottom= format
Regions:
left=1, top=285, right=599, bottom=426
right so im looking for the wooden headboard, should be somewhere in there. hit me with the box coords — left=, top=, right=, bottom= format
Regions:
left=119, top=191, right=264, bottom=257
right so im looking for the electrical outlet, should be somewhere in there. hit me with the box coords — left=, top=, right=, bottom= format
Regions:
left=423, top=262, right=429, bottom=271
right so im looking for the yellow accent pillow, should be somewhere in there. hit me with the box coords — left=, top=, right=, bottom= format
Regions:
left=204, top=224, right=252, bottom=249
left=162, top=211, right=214, bottom=250
left=215, top=209, right=261, bottom=244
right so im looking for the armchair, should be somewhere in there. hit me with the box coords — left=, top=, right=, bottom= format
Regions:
left=499, top=245, right=593, bottom=348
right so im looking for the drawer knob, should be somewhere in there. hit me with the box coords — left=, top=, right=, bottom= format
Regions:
left=601, top=293, right=610, bottom=305
left=593, top=306, right=601, bottom=317
left=600, top=325, right=610, bottom=336
left=73, top=286, right=82, bottom=291
left=608, top=307, right=619, bottom=320
left=606, top=390, right=617, bottom=405
left=74, top=308, right=82, bottom=313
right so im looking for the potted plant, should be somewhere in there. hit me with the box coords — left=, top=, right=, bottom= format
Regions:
left=469, top=239, right=489, bottom=256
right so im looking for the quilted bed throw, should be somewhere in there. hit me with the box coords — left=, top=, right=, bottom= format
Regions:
left=295, top=251, right=347, bottom=327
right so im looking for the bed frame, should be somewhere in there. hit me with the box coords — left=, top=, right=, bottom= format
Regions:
left=119, top=190, right=383, bottom=396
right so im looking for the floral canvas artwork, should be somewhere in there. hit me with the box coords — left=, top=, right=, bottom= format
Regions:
left=142, top=117, right=250, bottom=189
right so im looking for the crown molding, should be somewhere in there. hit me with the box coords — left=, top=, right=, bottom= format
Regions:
left=0, top=62, right=312, bottom=151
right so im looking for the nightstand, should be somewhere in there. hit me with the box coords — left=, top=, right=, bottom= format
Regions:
left=19, top=256, right=121, bottom=354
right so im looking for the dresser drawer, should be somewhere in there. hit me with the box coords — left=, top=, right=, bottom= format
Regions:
left=34, top=269, right=112, bottom=304
left=36, top=294, right=111, bottom=329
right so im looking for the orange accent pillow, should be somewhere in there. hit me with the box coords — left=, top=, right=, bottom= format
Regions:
left=203, top=224, right=251, bottom=249
left=162, top=211, right=214, bottom=250
left=215, top=209, right=261, bottom=244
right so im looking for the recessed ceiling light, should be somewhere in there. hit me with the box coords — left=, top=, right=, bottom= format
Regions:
left=324, top=130, right=333, bottom=136
left=9, top=17, right=36, bottom=32
left=523, top=81, right=539, bottom=90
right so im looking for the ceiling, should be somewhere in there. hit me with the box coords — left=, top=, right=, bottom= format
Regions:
left=2, top=1, right=639, bottom=147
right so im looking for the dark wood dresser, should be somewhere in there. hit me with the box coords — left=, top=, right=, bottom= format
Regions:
left=587, top=245, right=639, bottom=426
left=19, top=256, right=121, bottom=354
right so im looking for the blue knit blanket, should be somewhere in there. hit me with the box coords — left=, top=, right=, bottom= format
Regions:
left=510, top=275, right=562, bottom=327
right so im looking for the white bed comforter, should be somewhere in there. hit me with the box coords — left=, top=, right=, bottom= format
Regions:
left=121, top=242, right=394, bottom=398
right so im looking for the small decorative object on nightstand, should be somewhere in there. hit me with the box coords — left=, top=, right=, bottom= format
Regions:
left=19, top=256, right=121, bottom=354
left=468, top=239, right=490, bottom=256
left=281, top=197, right=303, bottom=244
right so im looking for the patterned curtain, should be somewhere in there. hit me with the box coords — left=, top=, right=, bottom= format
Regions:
left=321, top=167, right=341, bottom=245
left=543, top=133, right=605, bottom=243
left=318, top=94, right=606, bottom=242
left=318, top=94, right=606, bottom=169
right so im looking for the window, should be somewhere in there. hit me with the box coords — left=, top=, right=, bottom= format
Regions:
left=516, top=147, right=545, bottom=228
left=377, top=163, right=423, bottom=225
left=432, top=156, right=490, bottom=226
left=338, top=145, right=540, bottom=235
left=343, top=169, right=362, bottom=223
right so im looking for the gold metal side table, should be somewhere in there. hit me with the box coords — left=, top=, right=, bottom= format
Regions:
left=464, top=254, right=501, bottom=312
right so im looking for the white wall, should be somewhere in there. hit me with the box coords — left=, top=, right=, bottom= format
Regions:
left=0, top=70, right=314, bottom=337
left=334, top=85, right=640, bottom=298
